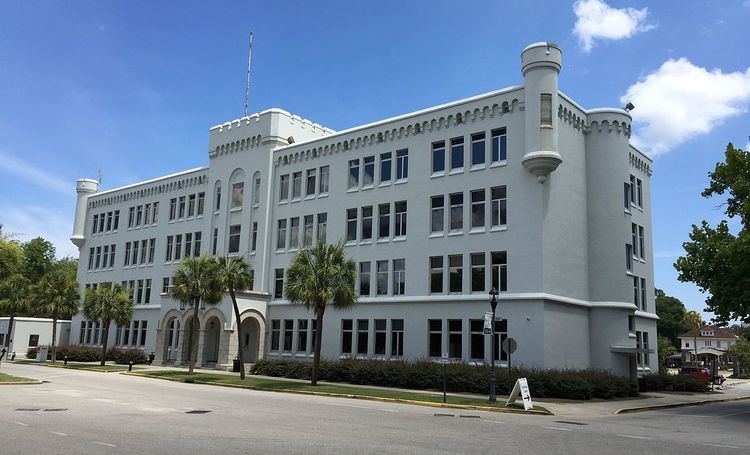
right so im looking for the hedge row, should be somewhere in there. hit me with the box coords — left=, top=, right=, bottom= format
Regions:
left=639, top=374, right=709, bottom=393
left=252, top=359, right=638, bottom=400
left=26, top=345, right=148, bottom=364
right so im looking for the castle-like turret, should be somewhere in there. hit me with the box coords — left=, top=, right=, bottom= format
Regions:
left=520, top=42, right=563, bottom=183
left=70, top=178, right=99, bottom=249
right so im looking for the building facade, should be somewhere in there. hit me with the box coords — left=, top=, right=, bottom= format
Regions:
left=0, top=317, right=71, bottom=356
left=679, top=326, right=739, bottom=366
left=69, top=42, right=657, bottom=378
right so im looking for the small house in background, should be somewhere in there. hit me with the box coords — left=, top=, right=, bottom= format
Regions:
left=679, top=325, right=738, bottom=367
left=0, top=317, right=71, bottom=357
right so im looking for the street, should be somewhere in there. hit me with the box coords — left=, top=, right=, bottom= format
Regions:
left=1, top=363, right=748, bottom=454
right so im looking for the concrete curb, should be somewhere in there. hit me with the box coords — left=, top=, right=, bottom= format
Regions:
left=122, top=372, right=553, bottom=416
left=612, top=395, right=750, bottom=415
left=0, top=380, right=43, bottom=385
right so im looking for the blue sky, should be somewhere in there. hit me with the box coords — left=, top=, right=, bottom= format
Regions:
left=1, top=1, right=749, bottom=320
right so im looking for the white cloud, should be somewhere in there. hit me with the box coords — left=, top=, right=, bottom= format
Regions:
left=621, top=59, right=750, bottom=155
left=0, top=150, right=71, bottom=196
left=0, top=203, right=78, bottom=259
left=573, top=0, right=655, bottom=52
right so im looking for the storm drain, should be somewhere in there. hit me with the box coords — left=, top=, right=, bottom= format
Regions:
left=459, top=415, right=481, bottom=419
left=433, top=413, right=454, bottom=417
left=186, top=410, right=211, bottom=414
left=15, top=408, right=40, bottom=412
left=553, top=420, right=588, bottom=426
left=43, top=408, right=68, bottom=412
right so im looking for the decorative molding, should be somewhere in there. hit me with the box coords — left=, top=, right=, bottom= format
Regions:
left=87, top=173, right=209, bottom=209
left=629, top=152, right=652, bottom=176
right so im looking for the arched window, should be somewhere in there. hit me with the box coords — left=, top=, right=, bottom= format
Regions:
left=229, top=168, right=245, bottom=209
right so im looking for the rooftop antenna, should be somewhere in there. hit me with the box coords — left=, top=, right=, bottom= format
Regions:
left=244, top=32, right=253, bottom=117
left=97, top=169, right=103, bottom=185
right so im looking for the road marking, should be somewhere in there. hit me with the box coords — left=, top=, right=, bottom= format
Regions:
left=702, top=443, right=740, bottom=449
left=50, top=431, right=68, bottom=436
left=325, top=402, right=397, bottom=413
left=94, top=441, right=117, bottom=447
left=715, top=411, right=750, bottom=418
left=13, top=422, right=29, bottom=427
left=617, top=434, right=651, bottom=440
left=484, top=420, right=506, bottom=424
left=544, top=426, right=572, bottom=431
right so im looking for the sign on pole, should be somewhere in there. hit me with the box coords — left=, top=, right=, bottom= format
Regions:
left=483, top=312, right=493, bottom=335
left=506, top=377, right=533, bottom=410
left=502, top=337, right=517, bottom=354
left=441, top=352, right=450, bottom=364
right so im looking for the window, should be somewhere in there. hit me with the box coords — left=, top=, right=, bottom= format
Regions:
left=396, top=149, right=408, bottom=180
left=274, top=269, right=284, bottom=299
left=431, top=195, right=444, bottom=233
left=228, top=225, right=241, bottom=253
left=430, top=256, right=444, bottom=293
left=380, top=152, right=392, bottom=183
left=491, top=251, right=508, bottom=291
left=348, top=159, right=360, bottom=189
left=636, top=331, right=644, bottom=366
left=271, top=320, right=280, bottom=351
left=346, top=208, right=357, bottom=242
left=493, top=319, right=508, bottom=362
left=253, top=177, right=261, bottom=206
left=626, top=244, right=633, bottom=271
left=471, top=189, right=485, bottom=229
left=99, top=213, right=106, bottom=232
left=277, top=220, right=287, bottom=250
left=289, top=217, right=300, bottom=249
left=471, top=132, right=486, bottom=166
left=121, top=322, right=129, bottom=346
left=357, top=319, right=369, bottom=356
left=429, top=319, right=442, bottom=357
left=450, top=192, right=463, bottom=231
left=637, top=178, right=643, bottom=207
left=298, top=320, right=308, bottom=353
left=88, top=247, right=95, bottom=270
left=640, top=277, right=647, bottom=311
left=540, top=93, right=552, bottom=127
left=143, top=204, right=151, bottom=226
left=432, top=141, right=445, bottom=174
left=376, top=260, right=388, bottom=295
left=632, top=223, right=638, bottom=258
left=114, top=210, right=120, bottom=230
left=130, top=206, right=137, bottom=227
left=363, top=156, right=374, bottom=187
left=197, top=193, right=205, bottom=216
left=450, top=137, right=464, bottom=171
left=317, top=213, right=327, bottom=244
left=212, top=228, right=218, bottom=255
left=185, top=233, right=193, bottom=258
left=306, top=168, right=316, bottom=196
left=215, top=186, right=222, bottom=212
left=303, top=215, right=313, bottom=248
left=628, top=315, right=635, bottom=333
left=93, top=214, right=99, bottom=234
left=471, top=253, right=485, bottom=292
left=393, top=259, right=405, bottom=295
left=95, top=246, right=101, bottom=269
left=633, top=276, right=640, bottom=308
left=491, top=128, right=507, bottom=163
left=470, top=319, right=484, bottom=360
left=283, top=319, right=293, bottom=351
left=448, top=319, right=462, bottom=358
left=107, top=211, right=114, bottom=231
left=449, top=254, right=463, bottom=293
left=491, top=186, right=507, bottom=228
left=251, top=223, right=258, bottom=252
left=231, top=182, right=244, bottom=209
left=359, top=262, right=371, bottom=296
left=162, top=277, right=170, bottom=294
left=144, top=280, right=151, bottom=305
left=148, top=238, right=155, bottom=264
left=138, top=239, right=147, bottom=264
left=178, top=196, right=186, bottom=218
left=361, top=206, right=373, bottom=240
left=629, top=175, right=636, bottom=206
left=102, top=245, right=109, bottom=269
left=341, top=320, right=353, bottom=354
left=292, top=171, right=302, bottom=199
left=624, top=182, right=631, bottom=210
left=639, top=226, right=645, bottom=260
left=165, top=236, right=173, bottom=262
left=136, top=205, right=143, bottom=226
left=378, top=203, right=390, bottom=239
left=394, top=201, right=407, bottom=237
left=279, top=174, right=290, bottom=201
left=188, top=194, right=196, bottom=217
left=319, top=166, right=329, bottom=194
left=391, top=319, right=404, bottom=357
left=132, top=241, right=140, bottom=265
left=193, top=232, right=201, bottom=256
left=28, top=334, right=39, bottom=348
left=374, top=319, right=386, bottom=356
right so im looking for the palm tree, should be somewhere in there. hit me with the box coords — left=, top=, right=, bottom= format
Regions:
left=682, top=310, right=704, bottom=365
left=35, top=267, right=80, bottom=363
left=0, top=273, right=30, bottom=352
left=83, top=283, right=133, bottom=366
left=171, top=256, right=223, bottom=374
left=215, top=256, right=253, bottom=379
left=285, top=241, right=356, bottom=385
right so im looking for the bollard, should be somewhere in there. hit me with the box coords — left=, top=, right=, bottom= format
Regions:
left=128, top=361, right=133, bottom=372
left=64, top=355, right=68, bottom=365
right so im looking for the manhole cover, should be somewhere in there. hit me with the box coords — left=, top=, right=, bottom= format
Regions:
left=553, top=420, right=588, bottom=426
left=15, top=408, right=40, bottom=412
left=43, top=408, right=68, bottom=412
left=186, top=410, right=211, bottom=414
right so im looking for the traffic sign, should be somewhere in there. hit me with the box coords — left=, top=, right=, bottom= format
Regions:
left=502, top=337, right=517, bottom=354
left=441, top=352, right=450, bottom=364
left=483, top=312, right=493, bottom=334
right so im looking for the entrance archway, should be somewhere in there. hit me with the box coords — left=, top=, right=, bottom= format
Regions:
left=163, top=317, right=180, bottom=363
left=202, top=316, right=221, bottom=364
left=240, top=317, right=261, bottom=363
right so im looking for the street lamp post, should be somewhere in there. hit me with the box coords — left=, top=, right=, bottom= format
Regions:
left=489, top=287, right=499, bottom=403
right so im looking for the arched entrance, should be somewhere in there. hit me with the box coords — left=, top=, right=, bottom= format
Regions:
left=240, top=317, right=261, bottom=363
left=181, top=316, right=199, bottom=365
left=163, top=317, right=180, bottom=363
left=202, top=316, right=221, bottom=364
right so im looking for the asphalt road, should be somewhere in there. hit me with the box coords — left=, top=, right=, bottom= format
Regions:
left=0, top=363, right=748, bottom=454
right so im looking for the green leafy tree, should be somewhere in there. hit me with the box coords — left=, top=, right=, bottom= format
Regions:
left=21, top=237, right=55, bottom=282
left=35, top=262, right=80, bottom=363
left=0, top=239, right=23, bottom=281
left=727, top=338, right=750, bottom=371
left=675, top=143, right=750, bottom=324
left=681, top=310, right=704, bottom=363
left=655, top=289, right=688, bottom=349
left=657, top=335, right=677, bottom=373
left=83, top=283, right=133, bottom=366
left=285, top=241, right=356, bottom=385
left=215, top=256, right=253, bottom=379
left=171, top=256, right=223, bottom=374
left=0, top=274, right=31, bottom=351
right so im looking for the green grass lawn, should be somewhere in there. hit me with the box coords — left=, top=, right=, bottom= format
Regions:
left=48, top=362, right=131, bottom=372
left=0, top=372, right=36, bottom=383
left=132, top=370, right=546, bottom=413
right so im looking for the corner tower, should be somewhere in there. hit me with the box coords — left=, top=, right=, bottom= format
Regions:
left=70, top=178, right=99, bottom=249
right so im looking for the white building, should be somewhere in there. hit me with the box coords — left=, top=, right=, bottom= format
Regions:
left=679, top=326, right=739, bottom=366
left=69, top=42, right=657, bottom=378
left=0, top=317, right=71, bottom=356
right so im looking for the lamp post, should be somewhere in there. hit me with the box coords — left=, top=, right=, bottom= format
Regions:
left=489, top=287, right=499, bottom=403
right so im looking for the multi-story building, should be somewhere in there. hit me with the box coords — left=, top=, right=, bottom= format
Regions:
left=69, top=42, right=657, bottom=379
left=679, top=325, right=739, bottom=366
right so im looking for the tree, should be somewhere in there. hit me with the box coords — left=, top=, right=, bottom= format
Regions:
left=215, top=256, right=253, bottom=379
left=675, top=143, right=750, bottom=324
left=0, top=274, right=31, bottom=351
left=35, top=262, right=80, bottom=363
left=171, top=256, right=223, bottom=374
left=285, top=241, right=356, bottom=385
left=21, top=237, right=55, bottom=282
left=655, top=289, right=688, bottom=349
left=0, top=239, right=23, bottom=281
left=83, top=283, right=133, bottom=366
left=727, top=338, right=750, bottom=371
left=657, top=335, right=677, bottom=373
left=681, top=310, right=704, bottom=363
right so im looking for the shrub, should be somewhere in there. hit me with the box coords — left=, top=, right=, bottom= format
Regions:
left=25, top=345, right=147, bottom=364
left=640, top=374, right=708, bottom=393
left=108, top=347, right=147, bottom=365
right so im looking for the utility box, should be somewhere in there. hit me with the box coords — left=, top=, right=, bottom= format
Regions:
left=36, top=346, right=49, bottom=363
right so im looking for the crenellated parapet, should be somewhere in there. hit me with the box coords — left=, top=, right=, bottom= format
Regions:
left=585, top=109, right=632, bottom=138
left=87, top=168, right=209, bottom=209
